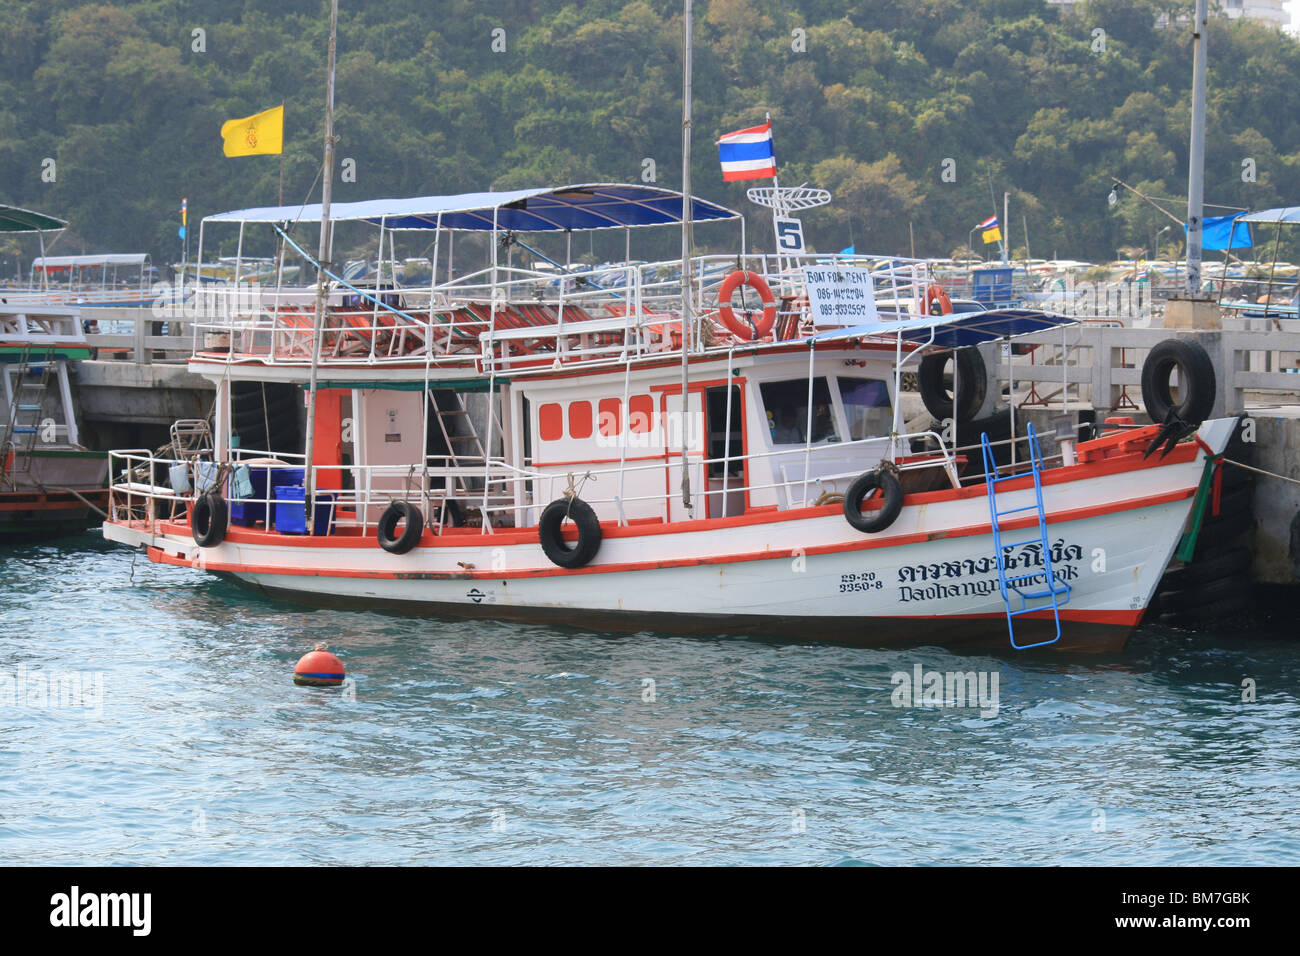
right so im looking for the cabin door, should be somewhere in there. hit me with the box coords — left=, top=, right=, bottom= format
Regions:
left=704, top=385, right=744, bottom=518
left=657, top=383, right=745, bottom=522
left=355, top=388, right=425, bottom=524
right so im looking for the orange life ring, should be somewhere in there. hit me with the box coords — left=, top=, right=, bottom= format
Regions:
left=717, top=271, right=777, bottom=341
left=924, top=284, right=953, bottom=316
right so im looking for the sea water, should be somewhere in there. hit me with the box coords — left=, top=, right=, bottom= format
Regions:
left=1, top=533, right=1297, bottom=865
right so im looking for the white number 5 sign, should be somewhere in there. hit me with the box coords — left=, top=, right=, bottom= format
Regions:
left=775, top=217, right=806, bottom=254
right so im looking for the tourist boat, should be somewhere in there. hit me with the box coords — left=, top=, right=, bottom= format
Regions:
left=1, top=203, right=110, bottom=537
left=1, top=302, right=109, bottom=538
left=99, top=184, right=1235, bottom=651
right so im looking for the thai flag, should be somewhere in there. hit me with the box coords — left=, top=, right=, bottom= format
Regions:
left=977, top=214, right=998, bottom=230
left=717, top=121, right=777, bottom=181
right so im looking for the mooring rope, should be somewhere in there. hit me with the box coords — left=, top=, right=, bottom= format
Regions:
left=1221, top=457, right=1300, bottom=486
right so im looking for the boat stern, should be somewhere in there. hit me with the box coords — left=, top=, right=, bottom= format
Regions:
left=102, top=517, right=162, bottom=551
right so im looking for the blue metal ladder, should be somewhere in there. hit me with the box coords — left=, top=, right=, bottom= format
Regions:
left=980, top=421, right=1069, bottom=649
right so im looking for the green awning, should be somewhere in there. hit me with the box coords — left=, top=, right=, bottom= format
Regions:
left=0, top=203, right=69, bottom=233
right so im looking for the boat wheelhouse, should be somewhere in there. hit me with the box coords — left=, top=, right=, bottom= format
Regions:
left=102, top=184, right=1236, bottom=651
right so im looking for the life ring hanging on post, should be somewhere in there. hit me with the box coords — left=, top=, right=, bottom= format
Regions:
left=716, top=271, right=777, bottom=341
left=924, top=283, right=953, bottom=317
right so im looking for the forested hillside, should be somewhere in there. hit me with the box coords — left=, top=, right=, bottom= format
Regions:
left=2, top=0, right=1298, bottom=266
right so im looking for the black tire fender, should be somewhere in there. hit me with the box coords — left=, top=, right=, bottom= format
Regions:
left=1141, top=339, right=1216, bottom=427
left=377, top=501, right=424, bottom=554
left=192, top=491, right=228, bottom=547
left=1159, top=593, right=1251, bottom=628
left=918, top=348, right=987, bottom=423
left=1203, top=485, right=1253, bottom=523
left=538, top=497, right=602, bottom=568
left=1191, top=514, right=1255, bottom=553
left=1160, top=574, right=1248, bottom=609
left=843, top=468, right=904, bottom=534
left=1161, top=546, right=1254, bottom=593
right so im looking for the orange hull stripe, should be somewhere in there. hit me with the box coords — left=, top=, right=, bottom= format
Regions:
left=149, top=444, right=1198, bottom=550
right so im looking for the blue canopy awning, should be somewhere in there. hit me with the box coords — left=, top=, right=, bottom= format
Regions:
left=809, top=308, right=1075, bottom=349
left=1239, top=206, right=1300, bottom=224
left=204, top=183, right=741, bottom=232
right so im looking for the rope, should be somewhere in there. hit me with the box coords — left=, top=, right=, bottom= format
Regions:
left=562, top=471, right=595, bottom=514
left=1221, top=456, right=1300, bottom=486
left=260, top=381, right=271, bottom=451
left=49, top=485, right=109, bottom=520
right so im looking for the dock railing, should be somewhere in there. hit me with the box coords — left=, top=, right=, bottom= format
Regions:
left=1005, top=318, right=1300, bottom=415
left=83, top=313, right=192, bottom=364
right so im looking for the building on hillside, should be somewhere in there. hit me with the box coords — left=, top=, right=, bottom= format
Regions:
left=1218, top=0, right=1290, bottom=27
left=1049, top=0, right=1289, bottom=29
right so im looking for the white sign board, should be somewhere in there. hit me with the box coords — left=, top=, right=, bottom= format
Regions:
left=774, top=217, right=806, bottom=254
left=802, top=265, right=878, bottom=327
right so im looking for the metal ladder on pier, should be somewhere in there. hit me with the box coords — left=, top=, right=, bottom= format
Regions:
left=428, top=390, right=511, bottom=522
left=1, top=345, right=54, bottom=489
left=981, top=421, right=1069, bottom=649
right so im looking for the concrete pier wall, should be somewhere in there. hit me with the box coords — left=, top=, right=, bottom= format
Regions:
left=1254, top=412, right=1300, bottom=585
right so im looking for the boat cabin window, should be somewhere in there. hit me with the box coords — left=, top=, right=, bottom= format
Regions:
left=760, top=377, right=838, bottom=446
left=837, top=377, right=892, bottom=441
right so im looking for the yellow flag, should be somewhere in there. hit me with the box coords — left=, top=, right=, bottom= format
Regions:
left=982, top=225, right=1002, bottom=245
left=221, top=105, right=284, bottom=157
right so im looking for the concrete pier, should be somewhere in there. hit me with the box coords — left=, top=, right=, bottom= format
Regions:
left=1253, top=409, right=1300, bottom=585
left=74, top=359, right=213, bottom=449
left=1004, top=320, right=1300, bottom=587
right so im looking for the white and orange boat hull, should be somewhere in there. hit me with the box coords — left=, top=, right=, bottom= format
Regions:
left=104, top=419, right=1235, bottom=652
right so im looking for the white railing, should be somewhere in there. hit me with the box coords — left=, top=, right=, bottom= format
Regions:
left=106, top=425, right=963, bottom=538
left=177, top=253, right=935, bottom=370
left=0, top=305, right=86, bottom=341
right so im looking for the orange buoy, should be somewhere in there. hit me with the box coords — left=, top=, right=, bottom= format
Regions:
left=293, top=643, right=345, bottom=687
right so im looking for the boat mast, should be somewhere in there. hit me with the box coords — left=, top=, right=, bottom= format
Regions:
left=1184, top=0, right=1209, bottom=297
left=303, top=0, right=339, bottom=532
left=678, top=0, right=693, bottom=513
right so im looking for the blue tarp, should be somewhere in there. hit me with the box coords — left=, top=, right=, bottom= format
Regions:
left=809, top=308, right=1075, bottom=349
left=204, top=183, right=741, bottom=232
left=1185, top=213, right=1252, bottom=250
